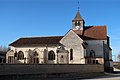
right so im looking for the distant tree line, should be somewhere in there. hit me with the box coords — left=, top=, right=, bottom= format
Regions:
left=0, top=45, right=9, bottom=52
left=118, top=54, right=120, bottom=62
left=0, top=45, right=8, bottom=63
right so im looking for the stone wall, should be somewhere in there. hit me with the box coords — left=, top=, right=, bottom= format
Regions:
left=85, top=40, right=105, bottom=57
left=6, top=46, right=58, bottom=64
left=0, top=64, right=104, bottom=75
left=60, top=30, right=85, bottom=64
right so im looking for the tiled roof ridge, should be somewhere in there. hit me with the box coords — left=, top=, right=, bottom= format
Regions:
left=85, top=25, right=106, bottom=27
left=20, top=36, right=64, bottom=39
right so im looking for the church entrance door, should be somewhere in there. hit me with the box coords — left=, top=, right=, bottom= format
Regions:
left=58, top=53, right=68, bottom=64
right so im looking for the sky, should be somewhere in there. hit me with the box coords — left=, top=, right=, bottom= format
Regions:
left=0, top=0, right=120, bottom=61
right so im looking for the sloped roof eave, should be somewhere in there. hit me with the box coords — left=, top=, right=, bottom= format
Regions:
left=9, top=36, right=63, bottom=47
left=10, top=44, right=59, bottom=47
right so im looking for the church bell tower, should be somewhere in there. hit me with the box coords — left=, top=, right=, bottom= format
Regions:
left=72, top=10, right=85, bottom=30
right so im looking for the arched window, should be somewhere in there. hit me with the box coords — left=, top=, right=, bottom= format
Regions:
left=48, top=50, right=55, bottom=60
left=75, top=22, right=77, bottom=26
left=78, top=21, right=80, bottom=26
left=32, top=51, right=39, bottom=64
left=33, top=57, right=39, bottom=64
left=61, top=55, right=64, bottom=58
left=34, top=51, right=39, bottom=56
left=70, top=48, right=73, bottom=60
left=8, top=56, right=14, bottom=63
left=90, top=50, right=95, bottom=57
left=14, top=51, right=17, bottom=58
left=17, top=51, right=24, bottom=60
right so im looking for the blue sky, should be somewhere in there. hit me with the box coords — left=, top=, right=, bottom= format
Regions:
left=0, top=0, right=120, bottom=60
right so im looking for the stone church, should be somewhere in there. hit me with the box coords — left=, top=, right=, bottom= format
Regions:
left=6, top=10, right=113, bottom=71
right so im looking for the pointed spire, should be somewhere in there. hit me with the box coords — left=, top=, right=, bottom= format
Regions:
left=72, top=1, right=84, bottom=21
left=73, top=11, right=83, bottom=21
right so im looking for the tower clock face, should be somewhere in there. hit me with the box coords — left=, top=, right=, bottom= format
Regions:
left=72, top=21, right=83, bottom=30
left=76, top=26, right=80, bottom=30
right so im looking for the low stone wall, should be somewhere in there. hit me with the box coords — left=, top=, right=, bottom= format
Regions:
left=0, top=64, right=104, bottom=75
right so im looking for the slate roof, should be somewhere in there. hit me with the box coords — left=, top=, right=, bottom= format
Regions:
left=9, top=36, right=63, bottom=47
left=73, top=26, right=107, bottom=40
left=72, top=11, right=84, bottom=21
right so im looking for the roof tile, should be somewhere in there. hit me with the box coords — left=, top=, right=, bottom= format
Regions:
left=73, top=26, right=107, bottom=40
left=9, top=36, right=63, bottom=47
left=72, top=11, right=83, bottom=21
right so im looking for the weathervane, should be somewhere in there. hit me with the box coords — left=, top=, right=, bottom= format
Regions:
left=78, top=1, right=80, bottom=11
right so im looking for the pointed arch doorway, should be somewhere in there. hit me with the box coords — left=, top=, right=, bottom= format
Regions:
left=32, top=51, right=39, bottom=64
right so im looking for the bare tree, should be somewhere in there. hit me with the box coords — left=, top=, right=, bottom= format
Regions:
left=0, top=45, right=8, bottom=52
left=0, top=45, right=2, bottom=51
left=117, top=53, right=120, bottom=62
